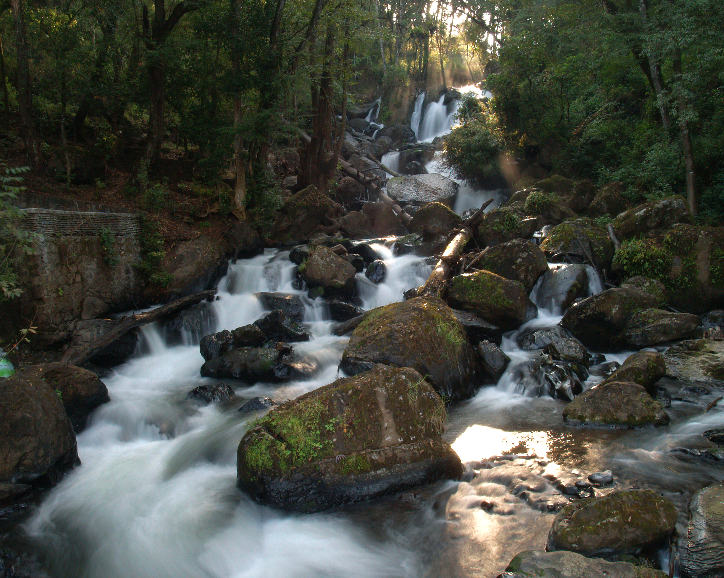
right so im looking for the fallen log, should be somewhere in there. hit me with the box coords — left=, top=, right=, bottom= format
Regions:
left=415, top=198, right=493, bottom=299
left=61, top=289, right=217, bottom=366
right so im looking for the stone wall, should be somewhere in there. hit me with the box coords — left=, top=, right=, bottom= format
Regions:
left=15, top=209, right=143, bottom=348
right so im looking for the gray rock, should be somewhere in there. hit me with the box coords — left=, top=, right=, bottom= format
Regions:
left=300, top=245, right=358, bottom=297
left=680, top=484, right=724, bottom=578
left=601, top=350, right=666, bottom=394
left=451, top=309, right=503, bottom=346
left=535, top=264, right=590, bottom=313
left=254, top=292, right=306, bottom=321
left=478, top=340, right=510, bottom=381
left=365, top=260, right=387, bottom=284
left=544, top=337, right=590, bottom=366
left=499, top=550, right=667, bottom=578
left=612, top=195, right=693, bottom=241
left=238, top=396, right=276, bottom=416
left=664, top=339, right=724, bottom=386
left=253, top=310, right=310, bottom=343
left=187, top=384, right=236, bottom=403
left=386, top=174, right=459, bottom=205
left=623, top=308, right=700, bottom=347
left=517, top=326, right=571, bottom=351
left=588, top=470, right=613, bottom=485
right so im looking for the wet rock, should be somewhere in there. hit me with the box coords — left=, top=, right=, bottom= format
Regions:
left=338, top=211, right=372, bottom=238
left=223, top=220, right=263, bottom=259
left=500, top=550, right=668, bottom=578
left=365, top=260, right=387, bottom=284
left=40, top=363, right=110, bottom=432
left=386, top=174, right=459, bottom=206
left=517, top=326, right=571, bottom=351
left=349, top=242, right=382, bottom=264
left=237, top=365, right=463, bottom=512
left=187, top=384, right=236, bottom=403
left=253, top=310, right=310, bottom=343
left=560, top=278, right=666, bottom=351
left=289, top=245, right=309, bottom=265
left=671, top=447, right=724, bottom=463
left=200, top=346, right=293, bottom=383
left=478, top=340, right=510, bottom=381
left=200, top=325, right=269, bottom=361
left=475, top=207, right=528, bottom=247
left=588, top=470, right=614, bottom=486
left=544, top=337, right=590, bottom=367
left=327, top=299, right=364, bottom=322
left=612, top=195, right=693, bottom=241
left=254, top=293, right=305, bottom=321
left=680, top=484, right=724, bottom=578
left=271, top=185, right=342, bottom=244
left=447, top=270, right=537, bottom=332
left=672, top=384, right=711, bottom=403
left=238, top=396, right=277, bottom=416
left=300, top=245, right=357, bottom=298
left=547, top=489, right=676, bottom=557
left=451, top=309, right=503, bottom=346
left=563, top=381, right=670, bottom=427
left=601, top=350, right=666, bottom=394
left=664, top=339, right=724, bottom=386
left=702, top=310, right=724, bottom=339
left=342, top=253, right=365, bottom=272
left=66, top=319, right=138, bottom=368
left=0, top=365, right=79, bottom=499
left=703, top=429, right=724, bottom=445
left=408, top=202, right=463, bottom=238
left=535, top=264, right=590, bottom=313
left=540, top=218, right=615, bottom=272
left=623, top=309, right=700, bottom=347
left=361, top=202, right=408, bottom=237
left=472, top=239, right=548, bottom=294
left=375, top=124, right=416, bottom=144
left=544, top=360, right=586, bottom=401
left=340, top=297, right=482, bottom=402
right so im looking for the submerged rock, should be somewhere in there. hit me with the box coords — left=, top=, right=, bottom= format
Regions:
left=547, top=489, right=677, bottom=557
left=340, top=297, right=482, bottom=402
left=237, top=365, right=463, bottom=512
left=500, top=550, right=667, bottom=578
left=680, top=484, right=724, bottom=578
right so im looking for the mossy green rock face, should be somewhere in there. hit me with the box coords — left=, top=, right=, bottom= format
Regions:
left=587, top=181, right=635, bottom=218
left=664, top=339, right=724, bottom=386
left=612, top=195, right=693, bottom=241
left=237, top=364, right=462, bottom=512
left=562, top=381, right=670, bottom=428
left=408, top=202, right=462, bottom=238
left=681, top=483, right=724, bottom=578
left=447, top=270, right=537, bottom=332
left=534, top=175, right=597, bottom=214
left=540, top=218, right=614, bottom=271
left=300, top=245, right=357, bottom=297
left=623, top=308, right=700, bottom=348
left=475, top=207, right=527, bottom=247
left=341, top=297, right=482, bottom=402
left=602, top=351, right=666, bottom=394
left=271, top=185, right=342, bottom=244
left=560, top=279, right=665, bottom=351
left=474, top=239, right=549, bottom=294
left=502, top=550, right=668, bottom=578
left=547, top=489, right=677, bottom=557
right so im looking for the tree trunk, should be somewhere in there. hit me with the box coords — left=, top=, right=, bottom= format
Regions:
left=10, top=0, right=43, bottom=168
left=0, top=36, right=10, bottom=133
left=638, top=0, right=671, bottom=130
left=230, top=0, right=246, bottom=220
left=672, top=46, right=697, bottom=215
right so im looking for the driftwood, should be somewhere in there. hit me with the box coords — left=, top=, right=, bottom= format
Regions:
left=333, top=314, right=365, bottom=336
left=61, top=289, right=217, bottom=366
left=365, top=153, right=401, bottom=178
left=416, top=198, right=493, bottom=299
left=607, top=223, right=621, bottom=251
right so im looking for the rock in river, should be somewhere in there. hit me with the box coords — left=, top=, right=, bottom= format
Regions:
left=680, top=483, right=724, bottom=578
left=237, top=365, right=462, bottom=512
left=499, top=550, right=667, bottom=578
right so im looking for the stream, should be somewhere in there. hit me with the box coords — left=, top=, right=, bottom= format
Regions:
left=17, top=88, right=724, bottom=578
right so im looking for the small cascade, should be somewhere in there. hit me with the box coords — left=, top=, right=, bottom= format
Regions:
left=365, top=97, right=382, bottom=123
left=417, top=96, right=460, bottom=142
left=380, top=151, right=401, bottom=175
left=410, top=92, right=426, bottom=139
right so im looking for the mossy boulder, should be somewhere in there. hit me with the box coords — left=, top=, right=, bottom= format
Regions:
left=340, top=297, right=482, bottom=402
left=271, top=185, right=343, bottom=244
left=612, top=195, right=693, bottom=241
left=587, top=181, right=635, bottom=218
left=408, top=202, right=463, bottom=238
left=547, top=489, right=677, bottom=557
left=540, top=218, right=615, bottom=271
left=623, top=309, right=700, bottom=347
left=1, top=365, right=79, bottom=502
left=521, top=188, right=577, bottom=225
left=386, top=174, right=459, bottom=206
left=472, top=239, right=549, bottom=294
left=535, top=264, right=591, bottom=313
left=299, top=245, right=357, bottom=298
left=447, top=270, right=537, bottom=331
left=680, top=484, right=724, bottom=578
left=601, top=351, right=666, bottom=394
left=474, top=207, right=530, bottom=247
left=664, top=339, right=724, bottom=386
left=237, top=364, right=462, bottom=512
left=562, top=382, right=670, bottom=428
left=200, top=346, right=298, bottom=383
left=560, top=278, right=666, bottom=351
left=501, top=550, right=668, bottom=578
left=361, top=202, right=408, bottom=237
left=611, top=224, right=724, bottom=313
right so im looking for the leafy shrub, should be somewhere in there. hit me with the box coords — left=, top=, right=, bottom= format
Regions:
left=0, top=167, right=34, bottom=301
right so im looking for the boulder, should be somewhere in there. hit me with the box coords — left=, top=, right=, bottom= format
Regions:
left=560, top=278, right=666, bottom=351
left=451, top=309, right=503, bottom=346
left=199, top=345, right=298, bottom=383
left=238, top=396, right=276, bottom=416
left=543, top=338, right=590, bottom=367
left=65, top=318, right=139, bottom=368
left=540, top=218, right=614, bottom=271
left=327, top=299, right=364, bottom=322
left=365, top=260, right=387, bottom=284
left=300, top=245, right=357, bottom=298
left=222, top=220, right=263, bottom=259
left=348, top=118, right=370, bottom=133
left=361, top=202, right=408, bottom=237
left=547, top=489, right=676, bottom=557
left=332, top=177, right=367, bottom=211
left=478, top=340, right=510, bottom=381
left=586, top=181, right=635, bottom=218
left=535, top=264, right=591, bottom=313
left=520, top=188, right=578, bottom=225
left=187, top=384, right=236, bottom=403
left=39, top=363, right=110, bottom=432
left=447, top=270, right=537, bottom=331
left=680, top=484, right=724, bottom=578
left=338, top=211, right=373, bottom=238
left=517, top=326, right=571, bottom=351
left=386, top=174, right=459, bottom=206
left=562, top=381, right=670, bottom=427
left=375, top=124, right=416, bottom=144
left=601, top=350, right=666, bottom=394
left=612, top=195, right=693, bottom=241
left=502, top=356, right=586, bottom=400
left=156, top=235, right=227, bottom=301
left=340, top=297, right=482, bottom=402
left=348, top=154, right=386, bottom=180
left=474, top=207, right=530, bottom=247
left=199, top=325, right=268, bottom=361
left=163, top=301, right=216, bottom=345
left=0, top=365, right=79, bottom=499
left=664, top=339, right=724, bottom=386
left=253, top=310, right=310, bottom=343
left=408, top=202, right=463, bottom=238
left=533, top=176, right=597, bottom=214
left=369, top=136, right=392, bottom=159
left=472, top=239, right=549, bottom=294
left=237, top=365, right=462, bottom=512
left=272, top=185, right=342, bottom=244
left=623, top=308, right=700, bottom=347
left=254, top=293, right=305, bottom=321
left=499, top=550, right=667, bottom=578
left=349, top=242, right=383, bottom=264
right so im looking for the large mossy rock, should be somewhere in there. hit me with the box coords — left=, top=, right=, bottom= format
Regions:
left=472, top=239, right=549, bottom=294
left=622, top=308, right=700, bottom=347
left=200, top=346, right=295, bottom=383
left=547, top=489, right=677, bottom=557
left=601, top=351, right=666, bottom=394
left=560, top=277, right=666, bottom=351
left=39, top=363, right=110, bottom=431
left=612, top=195, right=693, bottom=241
left=408, top=202, right=463, bottom=238
left=386, top=174, right=459, bottom=206
left=562, top=382, right=670, bottom=427
left=587, top=181, right=635, bottom=218
left=540, top=218, right=615, bottom=271
left=500, top=550, right=668, bottom=578
left=680, top=484, right=724, bottom=578
left=271, top=185, right=342, bottom=244
left=237, top=365, right=463, bottom=512
left=300, top=245, right=357, bottom=298
left=1, top=365, right=79, bottom=502
left=611, top=224, right=724, bottom=313
left=447, top=270, right=537, bottom=332
left=475, top=207, right=533, bottom=247
left=340, top=297, right=482, bottom=402
left=664, top=340, right=724, bottom=386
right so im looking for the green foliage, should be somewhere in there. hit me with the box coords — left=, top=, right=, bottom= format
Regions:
left=612, top=238, right=672, bottom=282
left=247, top=164, right=283, bottom=229
left=443, top=104, right=503, bottom=184
left=698, top=173, right=724, bottom=225
left=98, top=227, right=120, bottom=267
left=524, top=189, right=558, bottom=215
left=142, top=182, right=171, bottom=212
left=490, top=208, right=521, bottom=234
left=0, top=167, right=35, bottom=302
left=135, top=218, right=172, bottom=286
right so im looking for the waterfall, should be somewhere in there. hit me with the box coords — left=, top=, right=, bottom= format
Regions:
left=380, top=151, right=401, bottom=175
left=410, top=92, right=425, bottom=139
left=365, top=97, right=382, bottom=123
left=417, top=96, right=460, bottom=142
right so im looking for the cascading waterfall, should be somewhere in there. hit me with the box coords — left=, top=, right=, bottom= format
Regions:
left=380, top=151, right=401, bottom=176
left=365, top=97, right=382, bottom=123
left=410, top=92, right=426, bottom=139
left=417, top=95, right=460, bottom=142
